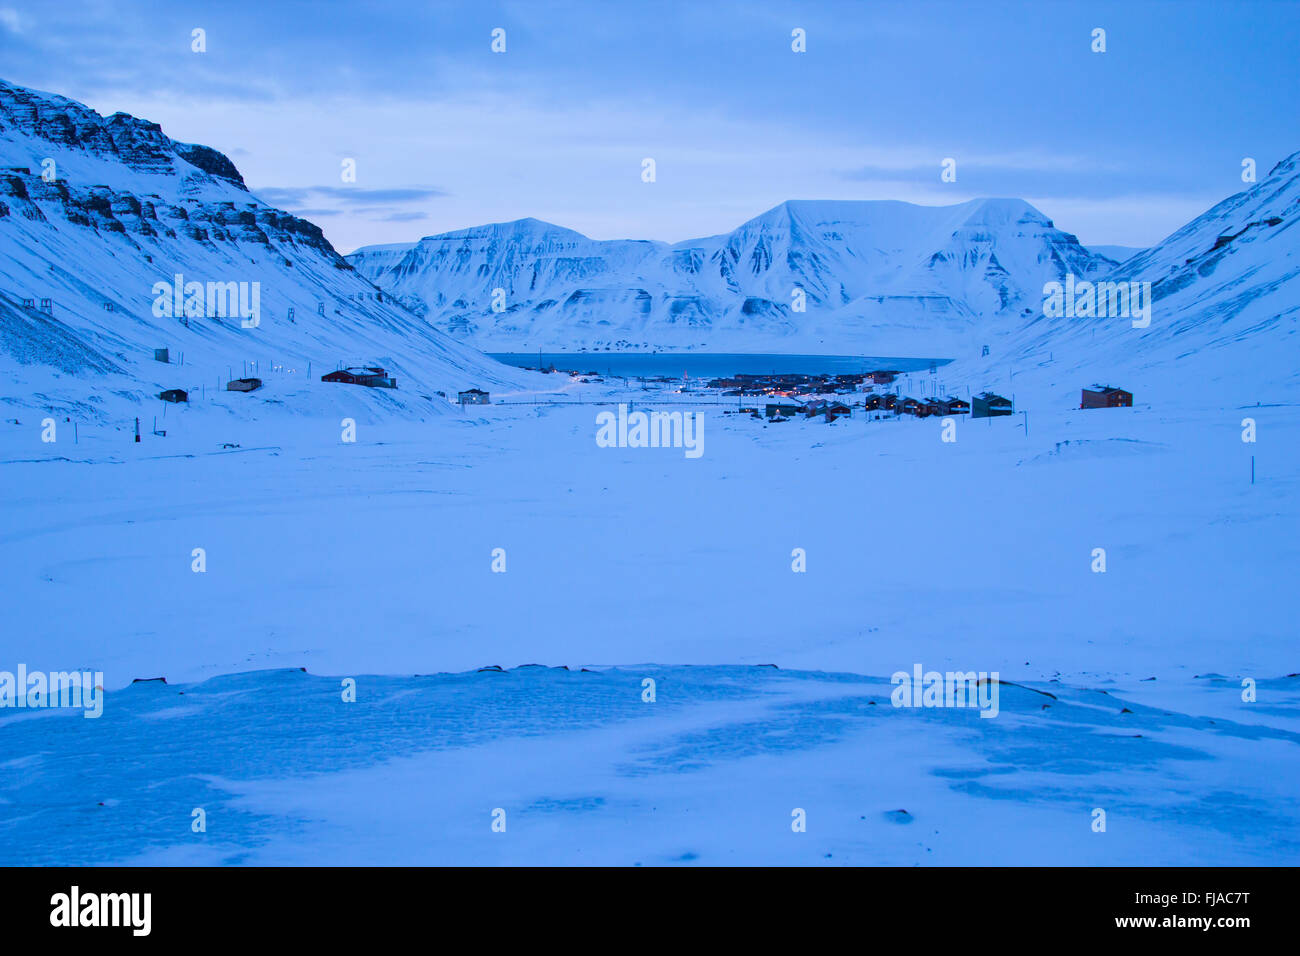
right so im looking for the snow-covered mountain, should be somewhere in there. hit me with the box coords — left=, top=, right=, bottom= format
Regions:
left=999, top=150, right=1300, bottom=399
left=348, top=199, right=1116, bottom=357
left=0, top=79, right=534, bottom=422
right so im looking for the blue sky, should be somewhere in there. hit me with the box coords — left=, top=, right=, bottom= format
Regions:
left=1, top=0, right=1297, bottom=253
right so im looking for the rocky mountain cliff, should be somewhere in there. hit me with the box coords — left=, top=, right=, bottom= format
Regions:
left=0, top=79, right=532, bottom=421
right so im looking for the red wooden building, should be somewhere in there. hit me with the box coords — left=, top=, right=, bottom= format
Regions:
left=322, top=366, right=397, bottom=389
left=1080, top=386, right=1133, bottom=409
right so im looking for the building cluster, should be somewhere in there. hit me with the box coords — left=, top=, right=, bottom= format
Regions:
left=709, top=370, right=898, bottom=398
left=746, top=390, right=1019, bottom=424
left=862, top=394, right=976, bottom=417
left=146, top=340, right=1127, bottom=426
left=747, top=399, right=853, bottom=422
left=864, top=393, right=1011, bottom=418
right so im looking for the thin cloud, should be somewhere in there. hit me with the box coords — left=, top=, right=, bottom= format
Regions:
left=254, top=185, right=447, bottom=206
left=380, top=211, right=432, bottom=222
left=0, top=7, right=25, bottom=34
left=10, top=0, right=1289, bottom=252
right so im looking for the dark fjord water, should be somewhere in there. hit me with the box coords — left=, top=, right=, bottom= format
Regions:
left=489, top=353, right=952, bottom=378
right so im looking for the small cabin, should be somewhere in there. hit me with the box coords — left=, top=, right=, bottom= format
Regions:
left=322, top=366, right=397, bottom=389
left=765, top=400, right=805, bottom=418
left=898, top=397, right=923, bottom=416
left=972, top=392, right=1013, bottom=418
left=159, top=388, right=188, bottom=404
left=458, top=388, right=490, bottom=405
left=1081, top=386, right=1132, bottom=409
left=153, top=348, right=169, bottom=364
left=945, top=397, right=971, bottom=414
left=815, top=401, right=851, bottom=421
left=226, top=377, right=262, bottom=393
left=869, top=370, right=898, bottom=385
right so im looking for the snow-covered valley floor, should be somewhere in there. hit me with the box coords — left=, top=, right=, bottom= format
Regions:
left=4, top=665, right=1298, bottom=866
left=2, top=392, right=1298, bottom=864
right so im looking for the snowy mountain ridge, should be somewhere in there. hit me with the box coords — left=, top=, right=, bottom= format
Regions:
left=995, top=150, right=1300, bottom=400
left=0, top=79, right=248, bottom=202
left=348, top=196, right=1118, bottom=356
left=0, top=78, right=536, bottom=422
